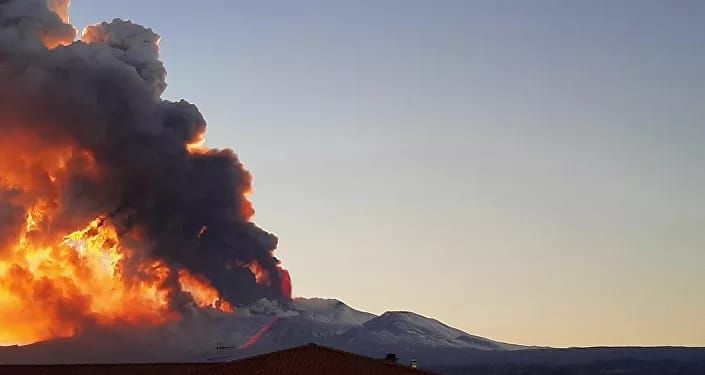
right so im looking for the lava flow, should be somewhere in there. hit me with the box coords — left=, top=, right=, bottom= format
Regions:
left=0, top=0, right=291, bottom=347
left=238, top=316, right=280, bottom=350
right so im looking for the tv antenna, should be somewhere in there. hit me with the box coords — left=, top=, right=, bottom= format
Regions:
left=215, top=341, right=236, bottom=351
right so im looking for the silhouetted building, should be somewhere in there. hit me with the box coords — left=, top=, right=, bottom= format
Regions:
left=190, top=344, right=435, bottom=375
left=0, top=344, right=435, bottom=375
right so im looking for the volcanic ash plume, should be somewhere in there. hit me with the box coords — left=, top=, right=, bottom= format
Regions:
left=0, top=0, right=291, bottom=346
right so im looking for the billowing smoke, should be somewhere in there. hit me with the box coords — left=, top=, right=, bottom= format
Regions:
left=0, top=0, right=290, bottom=346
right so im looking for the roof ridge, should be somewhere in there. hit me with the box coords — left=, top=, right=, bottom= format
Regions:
left=305, top=344, right=439, bottom=374
left=0, top=362, right=213, bottom=367
left=214, top=343, right=318, bottom=364
left=203, top=343, right=439, bottom=375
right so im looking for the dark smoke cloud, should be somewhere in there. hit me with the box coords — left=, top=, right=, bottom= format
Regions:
left=0, top=0, right=287, bottom=305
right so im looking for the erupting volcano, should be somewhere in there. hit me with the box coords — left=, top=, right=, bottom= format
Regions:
left=0, top=0, right=291, bottom=347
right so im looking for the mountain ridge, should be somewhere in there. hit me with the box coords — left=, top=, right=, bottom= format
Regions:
left=1, top=297, right=704, bottom=367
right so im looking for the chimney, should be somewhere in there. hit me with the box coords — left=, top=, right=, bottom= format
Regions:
left=384, top=353, right=398, bottom=363
left=410, top=359, right=417, bottom=369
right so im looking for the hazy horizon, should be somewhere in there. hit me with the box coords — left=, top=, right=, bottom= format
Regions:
left=69, top=0, right=704, bottom=348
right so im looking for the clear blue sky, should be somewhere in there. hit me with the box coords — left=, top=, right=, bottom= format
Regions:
left=70, top=0, right=704, bottom=347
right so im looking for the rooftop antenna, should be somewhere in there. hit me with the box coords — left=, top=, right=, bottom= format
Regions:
left=215, top=341, right=236, bottom=351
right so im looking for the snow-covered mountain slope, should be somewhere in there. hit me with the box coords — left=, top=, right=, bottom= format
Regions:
left=0, top=297, right=527, bottom=365
left=337, top=311, right=526, bottom=351
left=222, top=298, right=527, bottom=363
left=290, top=298, right=376, bottom=326
left=236, top=299, right=526, bottom=353
left=224, top=298, right=376, bottom=353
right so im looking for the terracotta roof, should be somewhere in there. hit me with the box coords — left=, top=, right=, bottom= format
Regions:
left=188, top=343, right=438, bottom=375
left=0, top=363, right=214, bottom=375
left=0, top=344, right=437, bottom=375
